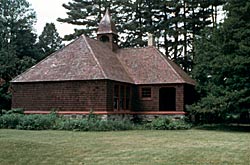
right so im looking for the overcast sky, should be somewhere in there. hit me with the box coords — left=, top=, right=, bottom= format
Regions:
left=27, top=0, right=225, bottom=39
left=27, top=0, right=76, bottom=37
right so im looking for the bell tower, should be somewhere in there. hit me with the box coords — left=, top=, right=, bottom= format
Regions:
left=97, top=9, right=118, bottom=51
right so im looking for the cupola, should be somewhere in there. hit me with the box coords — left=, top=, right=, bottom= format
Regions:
left=97, top=9, right=118, bottom=51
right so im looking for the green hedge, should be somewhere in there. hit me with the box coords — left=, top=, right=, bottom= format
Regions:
left=0, top=112, right=191, bottom=131
left=0, top=113, right=135, bottom=131
left=147, top=117, right=192, bottom=130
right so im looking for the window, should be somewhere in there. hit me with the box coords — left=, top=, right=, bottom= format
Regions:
left=126, top=86, right=131, bottom=110
left=100, top=35, right=110, bottom=42
left=119, top=85, right=125, bottom=110
left=141, top=87, right=152, bottom=98
left=113, top=84, right=131, bottom=110
left=113, top=85, right=119, bottom=110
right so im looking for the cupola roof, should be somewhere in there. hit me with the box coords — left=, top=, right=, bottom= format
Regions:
left=97, top=9, right=118, bottom=35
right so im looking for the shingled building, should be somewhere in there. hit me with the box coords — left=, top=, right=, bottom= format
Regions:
left=11, top=10, right=195, bottom=118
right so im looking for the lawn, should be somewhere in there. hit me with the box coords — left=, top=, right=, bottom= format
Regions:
left=0, top=129, right=249, bottom=165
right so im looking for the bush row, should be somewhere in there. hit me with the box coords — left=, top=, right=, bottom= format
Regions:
left=146, top=117, right=192, bottom=130
left=0, top=112, right=191, bottom=131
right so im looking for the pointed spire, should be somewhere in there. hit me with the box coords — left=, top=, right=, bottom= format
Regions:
left=97, top=9, right=118, bottom=35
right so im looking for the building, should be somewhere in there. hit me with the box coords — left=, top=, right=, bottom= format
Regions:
left=11, top=10, right=195, bottom=119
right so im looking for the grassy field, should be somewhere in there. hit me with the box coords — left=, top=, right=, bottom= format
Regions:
left=0, top=129, right=249, bottom=165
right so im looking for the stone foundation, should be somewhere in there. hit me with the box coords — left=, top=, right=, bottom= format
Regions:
left=24, top=111, right=186, bottom=122
left=60, top=114, right=185, bottom=122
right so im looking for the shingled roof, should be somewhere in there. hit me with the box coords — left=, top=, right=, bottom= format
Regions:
left=12, top=9, right=195, bottom=86
left=117, top=47, right=196, bottom=85
left=11, top=35, right=133, bottom=83
left=12, top=33, right=195, bottom=85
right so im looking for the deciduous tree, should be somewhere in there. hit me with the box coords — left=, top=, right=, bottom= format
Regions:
left=0, top=0, right=37, bottom=110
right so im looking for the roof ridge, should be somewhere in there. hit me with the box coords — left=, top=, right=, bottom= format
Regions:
left=119, top=46, right=151, bottom=51
left=88, top=36, right=134, bottom=83
left=11, top=36, right=82, bottom=82
left=152, top=47, right=185, bottom=83
left=82, top=35, right=107, bottom=79
left=115, top=53, right=135, bottom=83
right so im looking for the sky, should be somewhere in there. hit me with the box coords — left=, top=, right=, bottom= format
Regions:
left=27, top=0, right=225, bottom=39
left=27, top=0, right=76, bottom=37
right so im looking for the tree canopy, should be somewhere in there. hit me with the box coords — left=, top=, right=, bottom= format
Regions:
left=58, top=0, right=225, bottom=71
left=38, top=23, right=63, bottom=60
left=189, top=0, right=250, bottom=123
left=0, top=0, right=37, bottom=110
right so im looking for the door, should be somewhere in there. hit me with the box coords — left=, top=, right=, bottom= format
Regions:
left=159, top=87, right=176, bottom=111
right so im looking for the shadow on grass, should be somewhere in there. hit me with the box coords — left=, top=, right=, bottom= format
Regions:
left=194, top=124, right=250, bottom=132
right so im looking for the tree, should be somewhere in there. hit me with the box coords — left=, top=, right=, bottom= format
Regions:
left=57, top=0, right=113, bottom=40
left=38, top=23, right=63, bottom=59
left=0, top=0, right=37, bottom=110
left=57, top=0, right=225, bottom=72
left=190, top=0, right=250, bottom=123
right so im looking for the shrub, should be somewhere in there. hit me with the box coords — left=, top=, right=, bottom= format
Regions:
left=56, top=118, right=135, bottom=131
left=148, top=117, right=171, bottom=130
left=148, top=117, right=191, bottom=130
left=0, top=114, right=23, bottom=129
left=6, top=108, right=24, bottom=114
left=0, top=113, right=190, bottom=131
left=17, top=113, right=58, bottom=130
left=167, top=119, right=192, bottom=130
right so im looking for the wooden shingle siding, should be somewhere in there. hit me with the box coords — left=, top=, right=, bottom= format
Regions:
left=136, top=84, right=184, bottom=112
left=12, top=80, right=108, bottom=111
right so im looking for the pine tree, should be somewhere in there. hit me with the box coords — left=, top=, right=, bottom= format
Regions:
left=211, top=0, right=225, bottom=28
left=57, top=0, right=225, bottom=72
left=38, top=23, right=63, bottom=60
left=0, top=0, right=38, bottom=60
left=57, top=0, right=114, bottom=40
left=190, top=0, right=250, bottom=123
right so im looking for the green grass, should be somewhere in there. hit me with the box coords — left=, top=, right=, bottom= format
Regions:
left=0, top=129, right=249, bottom=165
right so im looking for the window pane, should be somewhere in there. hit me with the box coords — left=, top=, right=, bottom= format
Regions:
left=120, top=86, right=125, bottom=110
left=126, top=86, right=131, bottom=110
left=114, top=85, right=119, bottom=97
left=141, top=87, right=151, bottom=98
left=114, top=85, right=119, bottom=110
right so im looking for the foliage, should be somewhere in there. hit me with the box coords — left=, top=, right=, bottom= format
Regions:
left=0, top=82, right=11, bottom=111
left=57, top=0, right=115, bottom=40
left=57, top=118, right=134, bottom=131
left=0, top=114, right=22, bottom=129
left=4, top=108, right=24, bottom=114
left=0, top=112, right=192, bottom=131
left=18, top=114, right=58, bottom=130
left=0, top=0, right=38, bottom=110
left=147, top=117, right=192, bottom=130
left=38, top=23, right=63, bottom=60
left=0, top=113, right=58, bottom=130
left=0, top=113, right=135, bottom=131
left=189, top=0, right=250, bottom=123
left=58, top=0, right=226, bottom=71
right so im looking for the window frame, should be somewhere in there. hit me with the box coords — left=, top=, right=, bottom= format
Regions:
left=113, top=84, right=131, bottom=111
left=140, top=87, right=152, bottom=100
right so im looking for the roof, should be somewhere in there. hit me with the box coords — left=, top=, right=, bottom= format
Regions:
left=11, top=35, right=133, bottom=83
left=97, top=9, right=118, bottom=35
left=12, top=35, right=195, bottom=85
left=117, top=47, right=196, bottom=85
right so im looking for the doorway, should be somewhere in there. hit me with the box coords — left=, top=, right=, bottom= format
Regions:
left=159, top=87, right=176, bottom=111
